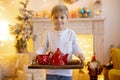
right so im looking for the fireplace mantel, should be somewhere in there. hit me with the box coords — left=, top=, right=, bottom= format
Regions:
left=32, top=17, right=104, bottom=21
left=32, top=17, right=105, bottom=64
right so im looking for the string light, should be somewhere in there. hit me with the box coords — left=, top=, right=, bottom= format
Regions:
left=77, top=34, right=93, bottom=62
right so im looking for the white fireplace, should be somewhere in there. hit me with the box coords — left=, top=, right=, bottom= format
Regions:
left=32, top=17, right=105, bottom=64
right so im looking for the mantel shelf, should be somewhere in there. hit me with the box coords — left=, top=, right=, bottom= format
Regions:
left=32, top=17, right=105, bottom=22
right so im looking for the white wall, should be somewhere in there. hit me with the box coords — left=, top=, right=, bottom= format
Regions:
left=102, top=0, right=120, bottom=63
left=28, top=0, right=95, bottom=11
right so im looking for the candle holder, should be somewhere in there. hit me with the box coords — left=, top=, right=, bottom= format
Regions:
left=94, top=0, right=102, bottom=17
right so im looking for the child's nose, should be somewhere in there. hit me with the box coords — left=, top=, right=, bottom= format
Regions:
left=58, top=17, right=62, bottom=21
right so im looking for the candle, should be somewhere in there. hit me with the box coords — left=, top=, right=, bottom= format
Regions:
left=70, top=9, right=77, bottom=18
left=42, top=10, right=49, bottom=18
left=35, top=11, right=41, bottom=17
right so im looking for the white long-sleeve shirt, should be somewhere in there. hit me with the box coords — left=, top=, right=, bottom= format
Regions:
left=36, top=28, right=85, bottom=76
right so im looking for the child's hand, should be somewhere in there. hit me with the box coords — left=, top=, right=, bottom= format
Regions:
left=32, top=53, right=37, bottom=64
left=79, top=54, right=85, bottom=61
left=78, top=54, right=85, bottom=66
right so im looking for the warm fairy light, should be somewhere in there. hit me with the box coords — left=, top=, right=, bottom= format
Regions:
left=77, top=35, right=93, bottom=62
left=0, top=20, right=15, bottom=53
left=0, top=20, right=9, bottom=41
left=98, top=74, right=104, bottom=80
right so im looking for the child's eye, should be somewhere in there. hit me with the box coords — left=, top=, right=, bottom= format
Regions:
left=54, top=17, right=58, bottom=19
left=61, top=17, right=64, bottom=19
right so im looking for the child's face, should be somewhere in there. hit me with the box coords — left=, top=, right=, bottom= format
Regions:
left=51, top=12, right=68, bottom=31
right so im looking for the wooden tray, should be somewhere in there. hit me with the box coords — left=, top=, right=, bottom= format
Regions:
left=28, top=63, right=83, bottom=69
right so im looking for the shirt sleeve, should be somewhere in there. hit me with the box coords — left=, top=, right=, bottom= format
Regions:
left=35, top=31, right=49, bottom=54
left=72, top=32, right=85, bottom=61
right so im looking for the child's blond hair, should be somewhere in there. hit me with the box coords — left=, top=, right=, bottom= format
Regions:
left=50, top=4, right=69, bottom=18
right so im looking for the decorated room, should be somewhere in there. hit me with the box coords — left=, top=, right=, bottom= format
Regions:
left=0, top=0, right=120, bottom=80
